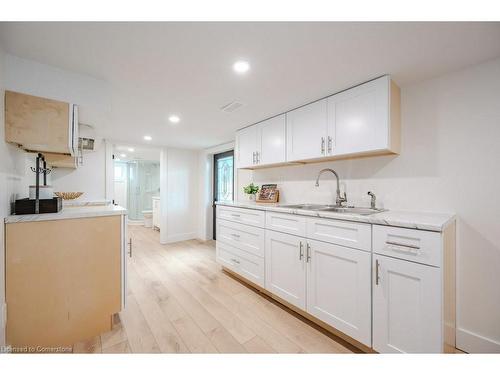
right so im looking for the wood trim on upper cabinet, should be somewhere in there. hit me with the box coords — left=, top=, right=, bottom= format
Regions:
left=5, top=90, right=71, bottom=154
left=389, top=80, right=402, bottom=154
left=42, top=152, right=77, bottom=169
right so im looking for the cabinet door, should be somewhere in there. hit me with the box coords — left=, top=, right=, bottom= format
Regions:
left=235, top=125, right=257, bottom=168
left=286, top=99, right=328, bottom=162
left=373, top=254, right=442, bottom=353
left=265, top=230, right=307, bottom=309
left=330, top=76, right=389, bottom=156
left=5, top=90, right=71, bottom=154
left=306, top=239, right=372, bottom=346
left=257, top=114, right=286, bottom=166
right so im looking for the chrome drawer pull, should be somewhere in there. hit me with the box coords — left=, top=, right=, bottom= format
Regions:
left=231, top=213, right=241, bottom=217
left=385, top=241, right=420, bottom=250
left=230, top=233, right=241, bottom=238
left=231, top=258, right=240, bottom=264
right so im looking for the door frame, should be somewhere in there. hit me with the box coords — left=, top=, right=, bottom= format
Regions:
left=213, top=149, right=235, bottom=240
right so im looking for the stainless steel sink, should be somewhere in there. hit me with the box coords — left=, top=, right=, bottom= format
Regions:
left=279, top=203, right=386, bottom=216
left=317, top=207, right=386, bottom=216
left=279, top=204, right=335, bottom=210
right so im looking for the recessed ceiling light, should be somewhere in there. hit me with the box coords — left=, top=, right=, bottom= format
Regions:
left=144, top=135, right=152, bottom=141
left=120, top=153, right=126, bottom=158
left=128, top=148, right=135, bottom=152
left=233, top=60, right=250, bottom=74
left=168, top=115, right=180, bottom=124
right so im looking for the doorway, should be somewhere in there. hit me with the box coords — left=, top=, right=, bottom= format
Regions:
left=213, top=150, right=234, bottom=239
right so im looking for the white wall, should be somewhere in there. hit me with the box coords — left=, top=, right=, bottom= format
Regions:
left=0, top=47, right=28, bottom=346
left=50, top=143, right=107, bottom=200
left=240, top=58, right=500, bottom=353
left=160, top=148, right=200, bottom=244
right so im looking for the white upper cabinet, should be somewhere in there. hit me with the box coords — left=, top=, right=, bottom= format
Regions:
left=235, top=114, right=286, bottom=168
left=329, top=75, right=398, bottom=156
left=286, top=99, right=330, bottom=162
left=235, top=125, right=257, bottom=169
left=257, top=114, right=286, bottom=166
left=235, top=76, right=400, bottom=169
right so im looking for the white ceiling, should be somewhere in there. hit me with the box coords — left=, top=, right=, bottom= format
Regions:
left=1, top=22, right=500, bottom=149
left=113, top=143, right=160, bottom=162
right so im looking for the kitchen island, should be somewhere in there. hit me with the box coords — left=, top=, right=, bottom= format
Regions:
left=4, top=204, right=127, bottom=351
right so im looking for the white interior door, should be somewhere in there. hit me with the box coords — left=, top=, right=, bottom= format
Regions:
left=236, top=125, right=257, bottom=168
left=257, top=114, right=286, bottom=165
left=286, top=99, right=328, bottom=161
left=265, top=230, right=307, bottom=309
left=373, top=254, right=442, bottom=353
left=330, top=76, right=389, bottom=156
left=306, top=239, right=372, bottom=346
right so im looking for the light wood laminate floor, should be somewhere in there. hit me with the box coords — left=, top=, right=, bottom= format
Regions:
left=73, top=225, right=357, bottom=353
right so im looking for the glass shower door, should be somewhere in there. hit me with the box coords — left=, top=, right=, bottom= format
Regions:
left=126, top=160, right=160, bottom=221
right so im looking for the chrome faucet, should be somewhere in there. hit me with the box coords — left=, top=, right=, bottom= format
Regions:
left=367, top=191, right=376, bottom=209
left=315, top=168, right=347, bottom=207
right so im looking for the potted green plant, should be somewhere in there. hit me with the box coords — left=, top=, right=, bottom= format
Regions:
left=243, top=183, right=259, bottom=201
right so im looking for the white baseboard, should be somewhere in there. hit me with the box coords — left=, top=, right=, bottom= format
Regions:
left=0, top=302, right=6, bottom=347
left=164, top=232, right=197, bottom=244
left=457, top=327, right=500, bottom=353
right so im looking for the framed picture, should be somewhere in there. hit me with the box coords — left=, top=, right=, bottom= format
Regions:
left=256, top=184, right=279, bottom=203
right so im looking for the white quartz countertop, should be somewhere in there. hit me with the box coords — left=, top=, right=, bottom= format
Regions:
left=62, top=199, right=113, bottom=207
left=216, top=201, right=455, bottom=232
left=5, top=204, right=127, bottom=224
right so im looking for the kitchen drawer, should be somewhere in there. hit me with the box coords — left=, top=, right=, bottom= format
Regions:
left=265, top=211, right=307, bottom=237
left=306, top=217, right=371, bottom=252
left=373, top=225, right=442, bottom=267
left=217, top=219, right=265, bottom=257
left=216, top=241, right=265, bottom=288
left=216, top=205, right=265, bottom=228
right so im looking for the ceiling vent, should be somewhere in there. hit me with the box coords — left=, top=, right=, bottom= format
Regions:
left=220, top=101, right=244, bottom=113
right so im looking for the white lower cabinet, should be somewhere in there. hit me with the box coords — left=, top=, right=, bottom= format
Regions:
left=216, top=206, right=455, bottom=353
left=152, top=197, right=160, bottom=230
left=216, top=241, right=265, bottom=288
left=372, top=254, right=441, bottom=353
left=306, top=239, right=372, bottom=346
left=265, top=230, right=372, bottom=346
left=265, top=230, right=307, bottom=309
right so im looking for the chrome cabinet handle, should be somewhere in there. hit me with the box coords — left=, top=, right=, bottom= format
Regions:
left=375, top=259, right=380, bottom=285
left=299, top=241, right=304, bottom=260
left=385, top=240, right=420, bottom=250
left=252, top=152, right=256, bottom=164
left=321, top=137, right=325, bottom=155
left=230, top=213, right=241, bottom=217
left=231, top=258, right=240, bottom=264
left=230, top=233, right=241, bottom=238
left=327, top=136, right=333, bottom=154
left=128, top=238, right=133, bottom=258
left=306, top=243, right=311, bottom=263
left=256, top=151, right=260, bottom=164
